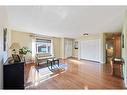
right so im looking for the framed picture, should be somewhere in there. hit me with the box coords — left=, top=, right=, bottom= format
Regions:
left=12, top=54, right=21, bottom=62
left=3, top=28, right=7, bottom=51
left=122, top=34, right=124, bottom=48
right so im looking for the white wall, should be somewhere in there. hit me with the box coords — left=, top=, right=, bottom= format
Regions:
left=0, top=7, right=9, bottom=89
left=0, top=30, right=3, bottom=89
left=122, top=11, right=127, bottom=88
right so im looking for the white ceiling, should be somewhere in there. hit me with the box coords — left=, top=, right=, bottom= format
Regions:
left=6, top=6, right=127, bottom=38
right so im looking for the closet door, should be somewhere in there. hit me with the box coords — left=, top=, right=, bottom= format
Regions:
left=64, top=39, right=73, bottom=58
left=80, top=39, right=100, bottom=62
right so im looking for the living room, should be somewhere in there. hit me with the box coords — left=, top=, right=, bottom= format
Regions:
left=0, top=6, right=127, bottom=90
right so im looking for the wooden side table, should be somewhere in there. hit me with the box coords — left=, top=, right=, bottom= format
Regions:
left=47, top=58, right=59, bottom=69
left=111, top=58, right=124, bottom=79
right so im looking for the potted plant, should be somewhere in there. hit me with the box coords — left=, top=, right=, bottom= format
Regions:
left=19, top=47, right=31, bottom=61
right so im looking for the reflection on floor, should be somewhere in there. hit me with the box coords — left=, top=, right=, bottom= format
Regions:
left=25, top=61, right=67, bottom=89
left=25, top=58, right=125, bottom=89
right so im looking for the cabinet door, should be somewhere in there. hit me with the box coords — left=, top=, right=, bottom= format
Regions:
left=3, top=62, right=24, bottom=89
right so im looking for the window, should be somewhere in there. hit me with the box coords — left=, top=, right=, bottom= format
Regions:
left=36, top=39, right=52, bottom=54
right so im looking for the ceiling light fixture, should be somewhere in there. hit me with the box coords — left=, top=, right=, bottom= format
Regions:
left=83, top=33, right=88, bottom=36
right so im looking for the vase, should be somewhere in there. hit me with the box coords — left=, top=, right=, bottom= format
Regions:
left=19, top=54, right=26, bottom=62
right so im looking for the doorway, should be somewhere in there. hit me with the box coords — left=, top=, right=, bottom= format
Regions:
left=105, top=32, right=122, bottom=64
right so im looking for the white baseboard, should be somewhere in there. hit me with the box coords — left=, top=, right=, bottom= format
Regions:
left=125, top=82, right=127, bottom=88
left=124, top=79, right=127, bottom=88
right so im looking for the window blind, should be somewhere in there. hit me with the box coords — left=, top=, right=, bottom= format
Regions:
left=36, top=39, right=51, bottom=43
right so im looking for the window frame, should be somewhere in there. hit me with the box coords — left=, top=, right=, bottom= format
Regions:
left=36, top=38, right=52, bottom=55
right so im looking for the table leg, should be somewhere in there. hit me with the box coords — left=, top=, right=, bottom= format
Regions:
left=47, top=60, right=49, bottom=67
left=38, top=62, right=39, bottom=66
left=51, top=61, right=53, bottom=69
left=58, top=60, right=59, bottom=67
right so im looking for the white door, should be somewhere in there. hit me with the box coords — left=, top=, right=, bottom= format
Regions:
left=80, top=39, right=100, bottom=62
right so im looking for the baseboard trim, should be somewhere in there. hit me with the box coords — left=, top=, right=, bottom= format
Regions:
left=80, top=58, right=100, bottom=63
left=125, top=83, right=127, bottom=88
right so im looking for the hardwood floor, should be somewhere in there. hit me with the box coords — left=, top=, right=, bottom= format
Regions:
left=25, top=58, right=125, bottom=89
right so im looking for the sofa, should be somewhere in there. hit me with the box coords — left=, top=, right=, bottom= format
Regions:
left=35, top=53, right=53, bottom=66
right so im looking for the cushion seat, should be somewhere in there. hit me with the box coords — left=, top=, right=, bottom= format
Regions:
left=35, top=53, right=53, bottom=66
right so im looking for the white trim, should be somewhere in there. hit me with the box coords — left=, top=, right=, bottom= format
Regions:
left=51, top=39, right=54, bottom=56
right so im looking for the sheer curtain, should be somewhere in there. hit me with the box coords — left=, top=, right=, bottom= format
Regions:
left=64, top=39, right=73, bottom=58
left=52, top=37, right=61, bottom=58
left=32, top=37, right=36, bottom=60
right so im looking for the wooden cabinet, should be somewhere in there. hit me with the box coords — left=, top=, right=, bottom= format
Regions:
left=111, top=58, right=124, bottom=79
left=113, top=34, right=121, bottom=58
left=105, top=33, right=121, bottom=64
left=3, top=62, right=25, bottom=89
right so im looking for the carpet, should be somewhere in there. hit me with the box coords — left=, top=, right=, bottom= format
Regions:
left=25, top=63, right=68, bottom=88
left=35, top=63, right=68, bottom=81
left=35, top=63, right=68, bottom=73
